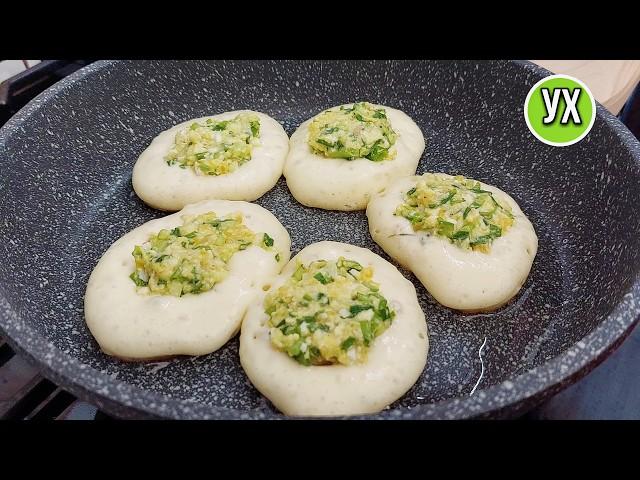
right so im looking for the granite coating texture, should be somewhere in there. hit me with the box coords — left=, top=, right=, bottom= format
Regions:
left=0, top=60, right=639, bottom=419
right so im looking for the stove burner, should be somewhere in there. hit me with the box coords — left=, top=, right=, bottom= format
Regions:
left=0, top=60, right=92, bottom=126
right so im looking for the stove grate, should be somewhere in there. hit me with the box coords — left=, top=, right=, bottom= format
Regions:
left=0, top=335, right=109, bottom=420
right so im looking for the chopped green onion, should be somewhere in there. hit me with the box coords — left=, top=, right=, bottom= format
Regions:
left=316, top=138, right=335, bottom=148
left=450, top=230, right=469, bottom=241
left=365, top=140, right=387, bottom=162
left=129, top=271, right=148, bottom=287
left=210, top=120, right=228, bottom=131
left=339, top=258, right=362, bottom=271
left=436, top=219, right=455, bottom=237
left=313, top=272, right=333, bottom=284
left=360, top=321, right=373, bottom=346
left=340, top=336, right=356, bottom=351
left=430, top=191, right=456, bottom=208
left=293, top=264, right=306, bottom=281
left=349, top=304, right=372, bottom=317
left=250, top=120, right=260, bottom=137
left=470, top=235, right=492, bottom=246
left=263, top=233, right=274, bottom=247
left=489, top=224, right=502, bottom=238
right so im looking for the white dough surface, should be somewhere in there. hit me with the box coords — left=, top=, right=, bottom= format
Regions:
left=84, top=200, right=291, bottom=360
left=366, top=174, right=538, bottom=312
left=132, top=111, right=289, bottom=211
left=240, top=241, right=428, bottom=416
left=283, top=104, right=425, bottom=211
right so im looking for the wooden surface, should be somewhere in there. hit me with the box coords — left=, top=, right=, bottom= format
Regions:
left=532, top=60, right=640, bottom=115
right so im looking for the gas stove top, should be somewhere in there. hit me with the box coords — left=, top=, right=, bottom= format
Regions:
left=1, top=60, right=638, bottom=420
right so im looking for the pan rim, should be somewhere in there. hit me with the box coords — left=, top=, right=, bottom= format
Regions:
left=1, top=59, right=639, bottom=419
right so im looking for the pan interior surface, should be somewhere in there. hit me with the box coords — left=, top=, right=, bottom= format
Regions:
left=1, top=60, right=639, bottom=418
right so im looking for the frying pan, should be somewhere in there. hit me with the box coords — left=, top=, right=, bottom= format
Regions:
left=1, top=60, right=639, bottom=419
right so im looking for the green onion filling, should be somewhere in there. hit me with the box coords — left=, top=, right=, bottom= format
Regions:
left=265, top=257, right=395, bottom=366
left=165, top=113, right=261, bottom=176
left=129, top=211, right=277, bottom=296
left=394, top=173, right=515, bottom=252
left=307, top=102, right=397, bottom=162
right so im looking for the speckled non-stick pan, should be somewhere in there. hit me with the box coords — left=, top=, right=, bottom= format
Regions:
left=1, top=60, right=639, bottom=419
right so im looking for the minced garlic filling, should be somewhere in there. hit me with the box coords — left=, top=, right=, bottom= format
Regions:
left=307, top=102, right=397, bottom=161
left=265, top=257, right=395, bottom=366
left=395, top=174, right=515, bottom=253
left=129, top=211, right=276, bottom=297
left=165, top=113, right=260, bottom=176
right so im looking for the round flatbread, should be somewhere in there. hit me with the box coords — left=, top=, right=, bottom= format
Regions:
left=85, top=199, right=291, bottom=360
left=284, top=103, right=425, bottom=211
left=367, top=173, right=538, bottom=312
left=240, top=241, right=428, bottom=416
left=133, top=110, right=289, bottom=211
